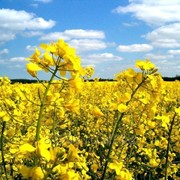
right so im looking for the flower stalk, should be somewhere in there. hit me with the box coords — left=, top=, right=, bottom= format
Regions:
left=35, top=66, right=59, bottom=141
left=101, top=76, right=147, bottom=180
left=0, top=121, right=8, bottom=180
left=164, top=112, right=177, bottom=180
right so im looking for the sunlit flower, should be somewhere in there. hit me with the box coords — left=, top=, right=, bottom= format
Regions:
left=26, top=63, right=42, bottom=77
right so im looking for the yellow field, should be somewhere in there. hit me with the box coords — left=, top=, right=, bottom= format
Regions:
left=0, top=77, right=179, bottom=179
left=0, top=39, right=179, bottom=179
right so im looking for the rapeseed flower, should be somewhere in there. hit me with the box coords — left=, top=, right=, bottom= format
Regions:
left=136, top=59, right=155, bottom=71
left=92, top=106, right=104, bottom=117
left=117, top=104, right=128, bottom=113
left=26, top=63, right=42, bottom=77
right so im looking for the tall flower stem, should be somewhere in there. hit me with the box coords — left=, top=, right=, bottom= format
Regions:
left=35, top=66, right=59, bottom=141
left=0, top=121, right=8, bottom=180
left=164, top=112, right=177, bottom=180
left=101, top=76, right=147, bottom=180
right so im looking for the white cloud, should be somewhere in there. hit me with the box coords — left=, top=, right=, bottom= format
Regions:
left=40, top=29, right=105, bottom=41
left=40, top=29, right=107, bottom=52
left=113, top=0, right=180, bottom=26
left=155, top=60, right=180, bottom=76
left=146, top=23, right=180, bottom=48
left=69, top=39, right=107, bottom=52
left=0, top=8, right=55, bottom=43
left=145, top=53, right=174, bottom=60
left=168, top=49, right=180, bottom=55
left=26, top=45, right=37, bottom=51
left=81, top=53, right=123, bottom=67
left=85, top=53, right=122, bottom=61
left=117, top=44, right=153, bottom=52
left=63, top=29, right=105, bottom=39
left=22, top=31, right=43, bottom=37
left=0, top=32, right=16, bottom=42
left=9, top=57, right=25, bottom=62
left=0, top=49, right=9, bottom=55
left=27, top=18, right=55, bottom=30
left=0, top=9, right=55, bottom=31
left=40, top=32, right=70, bottom=41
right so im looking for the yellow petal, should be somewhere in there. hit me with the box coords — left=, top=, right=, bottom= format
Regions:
left=39, top=148, right=51, bottom=161
left=44, top=52, right=55, bottom=66
left=31, top=167, right=44, bottom=179
left=109, top=161, right=123, bottom=175
left=26, top=63, right=42, bottom=77
left=91, top=164, right=98, bottom=173
left=117, top=104, right=128, bottom=113
left=92, top=106, right=104, bottom=117
left=20, top=143, right=36, bottom=153
left=20, top=166, right=32, bottom=179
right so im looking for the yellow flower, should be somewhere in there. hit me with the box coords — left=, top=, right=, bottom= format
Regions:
left=84, top=66, right=94, bottom=78
left=26, top=63, right=42, bottom=77
left=92, top=106, right=104, bottom=117
left=43, top=51, right=55, bottom=66
left=134, top=124, right=146, bottom=136
left=19, top=139, right=51, bottom=162
left=156, top=115, right=170, bottom=130
left=57, top=39, right=69, bottom=58
left=69, top=76, right=84, bottom=92
left=63, top=47, right=77, bottom=63
left=125, top=68, right=136, bottom=77
left=135, top=72, right=143, bottom=83
left=149, top=158, right=159, bottom=167
left=20, top=166, right=32, bottom=179
left=0, top=111, right=6, bottom=118
left=36, top=138, right=51, bottom=162
left=49, top=147, right=61, bottom=162
left=53, top=163, right=68, bottom=175
left=109, top=160, right=123, bottom=175
left=30, top=167, right=44, bottom=179
left=67, top=169, right=80, bottom=180
left=136, top=59, right=155, bottom=71
left=67, top=144, right=79, bottom=162
left=27, top=48, right=41, bottom=63
left=117, top=104, right=128, bottom=113
left=19, top=143, right=36, bottom=153
left=65, top=99, right=80, bottom=114
left=40, top=43, right=56, bottom=53
left=57, top=169, right=80, bottom=180
left=20, top=166, right=44, bottom=179
left=0, top=111, right=10, bottom=121
left=115, top=169, right=133, bottom=180
left=91, top=163, right=98, bottom=173
left=121, top=92, right=131, bottom=103
left=175, top=107, right=180, bottom=116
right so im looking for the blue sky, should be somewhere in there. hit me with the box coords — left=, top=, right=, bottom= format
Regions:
left=0, top=0, right=180, bottom=79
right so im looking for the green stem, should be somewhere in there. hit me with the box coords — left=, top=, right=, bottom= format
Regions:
left=101, top=76, right=147, bottom=180
left=35, top=66, right=59, bottom=141
left=100, top=112, right=124, bottom=180
left=1, top=121, right=8, bottom=180
left=52, top=107, right=56, bottom=147
left=164, top=112, right=176, bottom=180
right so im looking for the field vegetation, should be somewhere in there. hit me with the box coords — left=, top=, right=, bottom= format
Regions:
left=0, top=39, right=179, bottom=179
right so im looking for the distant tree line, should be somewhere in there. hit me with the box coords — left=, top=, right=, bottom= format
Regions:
left=162, top=76, right=180, bottom=81
left=10, top=79, right=46, bottom=84
left=10, top=76, right=180, bottom=84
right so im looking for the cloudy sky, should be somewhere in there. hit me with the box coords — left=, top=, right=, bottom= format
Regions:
left=0, top=0, right=180, bottom=79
